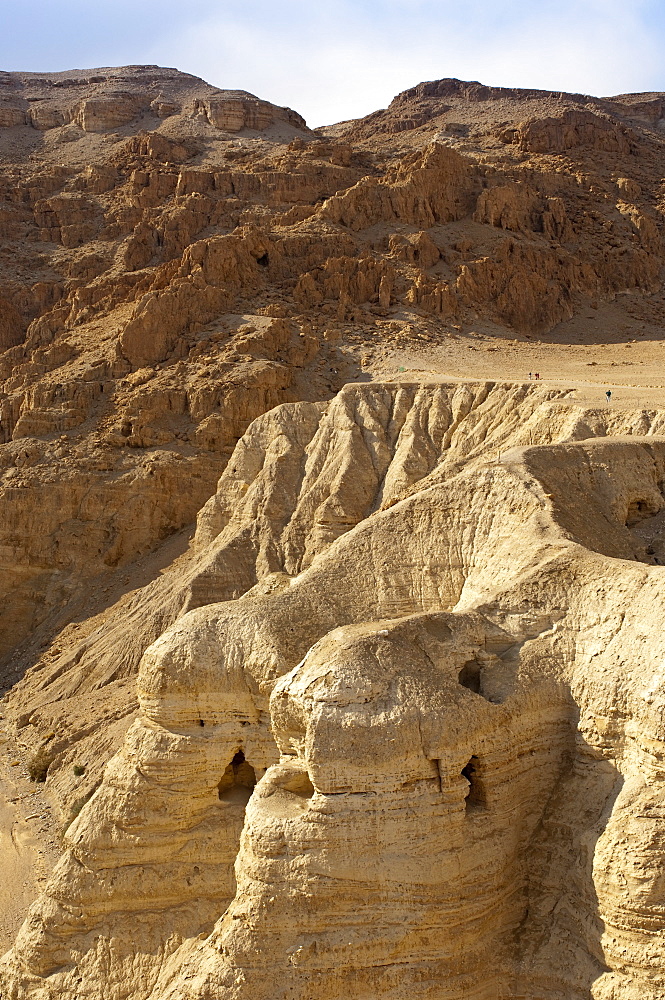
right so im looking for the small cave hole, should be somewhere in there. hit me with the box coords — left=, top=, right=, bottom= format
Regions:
left=461, top=756, right=487, bottom=813
left=256, top=252, right=269, bottom=267
left=218, top=749, right=257, bottom=806
left=198, top=719, right=205, bottom=727
left=458, top=659, right=482, bottom=694
left=626, top=499, right=657, bottom=527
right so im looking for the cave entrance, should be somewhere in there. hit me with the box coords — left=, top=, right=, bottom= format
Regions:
left=462, top=755, right=487, bottom=813
left=458, top=659, right=482, bottom=694
left=626, top=498, right=659, bottom=527
left=218, top=750, right=257, bottom=806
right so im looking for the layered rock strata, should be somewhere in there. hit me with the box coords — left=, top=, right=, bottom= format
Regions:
left=3, top=65, right=665, bottom=1000
left=2, top=381, right=665, bottom=1000
left=8, top=381, right=665, bottom=810
left=2, top=66, right=665, bottom=690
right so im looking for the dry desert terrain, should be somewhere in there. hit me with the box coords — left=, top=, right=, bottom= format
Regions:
left=0, top=66, right=664, bottom=999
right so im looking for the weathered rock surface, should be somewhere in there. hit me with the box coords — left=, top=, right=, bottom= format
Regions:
left=3, top=65, right=665, bottom=1000
left=0, top=67, right=307, bottom=137
left=0, top=66, right=664, bottom=674
left=2, top=381, right=665, bottom=1000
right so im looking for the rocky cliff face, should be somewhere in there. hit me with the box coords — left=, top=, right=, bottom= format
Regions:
left=0, top=68, right=664, bottom=672
left=3, top=381, right=665, bottom=1000
left=2, top=67, right=665, bottom=1000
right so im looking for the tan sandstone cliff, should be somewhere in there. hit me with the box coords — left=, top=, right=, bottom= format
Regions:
left=1, top=67, right=665, bottom=678
left=1, top=381, right=665, bottom=1000
left=2, top=66, right=665, bottom=1000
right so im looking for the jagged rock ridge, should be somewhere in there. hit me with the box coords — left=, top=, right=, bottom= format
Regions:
left=1, top=63, right=664, bottom=676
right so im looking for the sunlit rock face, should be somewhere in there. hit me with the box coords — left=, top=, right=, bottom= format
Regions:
left=1, top=62, right=665, bottom=711
left=3, top=381, right=665, bottom=1000
left=4, top=62, right=665, bottom=1000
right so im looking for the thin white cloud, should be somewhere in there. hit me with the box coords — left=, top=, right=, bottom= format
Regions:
left=145, top=0, right=662, bottom=124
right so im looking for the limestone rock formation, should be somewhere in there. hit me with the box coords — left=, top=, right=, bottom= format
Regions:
left=0, top=67, right=663, bottom=667
left=3, top=382, right=665, bottom=1000
left=0, top=67, right=307, bottom=138
left=3, top=66, right=665, bottom=1000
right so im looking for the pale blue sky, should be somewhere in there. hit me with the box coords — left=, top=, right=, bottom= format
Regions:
left=1, top=0, right=664, bottom=126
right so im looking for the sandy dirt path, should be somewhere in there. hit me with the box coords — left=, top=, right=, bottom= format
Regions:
left=362, top=322, right=665, bottom=409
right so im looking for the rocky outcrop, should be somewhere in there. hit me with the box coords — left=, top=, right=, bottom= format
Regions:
left=0, top=68, right=309, bottom=138
left=0, top=310, right=324, bottom=662
left=3, top=382, right=665, bottom=1000
left=195, top=91, right=307, bottom=132
left=456, top=241, right=590, bottom=332
left=5, top=382, right=663, bottom=828
left=73, top=93, right=148, bottom=132
left=346, top=78, right=593, bottom=140
left=0, top=104, right=27, bottom=127
left=0, top=294, right=24, bottom=351
left=473, top=183, right=572, bottom=240
left=3, top=66, right=665, bottom=1000
left=118, top=232, right=268, bottom=367
left=320, top=143, right=475, bottom=230
left=0, top=66, right=662, bottom=667
left=500, top=109, right=634, bottom=154
left=391, top=77, right=591, bottom=106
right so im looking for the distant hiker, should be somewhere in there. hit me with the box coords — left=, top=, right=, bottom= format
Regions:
left=606, top=390, right=612, bottom=403
left=535, top=372, right=540, bottom=380
left=528, top=372, right=533, bottom=379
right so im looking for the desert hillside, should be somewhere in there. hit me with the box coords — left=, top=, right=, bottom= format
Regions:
left=0, top=66, right=665, bottom=999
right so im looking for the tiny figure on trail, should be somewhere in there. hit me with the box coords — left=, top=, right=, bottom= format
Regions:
left=535, top=372, right=540, bottom=380
left=528, top=372, right=533, bottom=379
left=606, top=390, right=612, bottom=403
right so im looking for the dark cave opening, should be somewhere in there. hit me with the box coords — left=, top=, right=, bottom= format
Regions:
left=462, top=755, right=487, bottom=812
left=458, top=659, right=482, bottom=694
left=218, top=749, right=257, bottom=805
left=626, top=498, right=658, bottom=527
